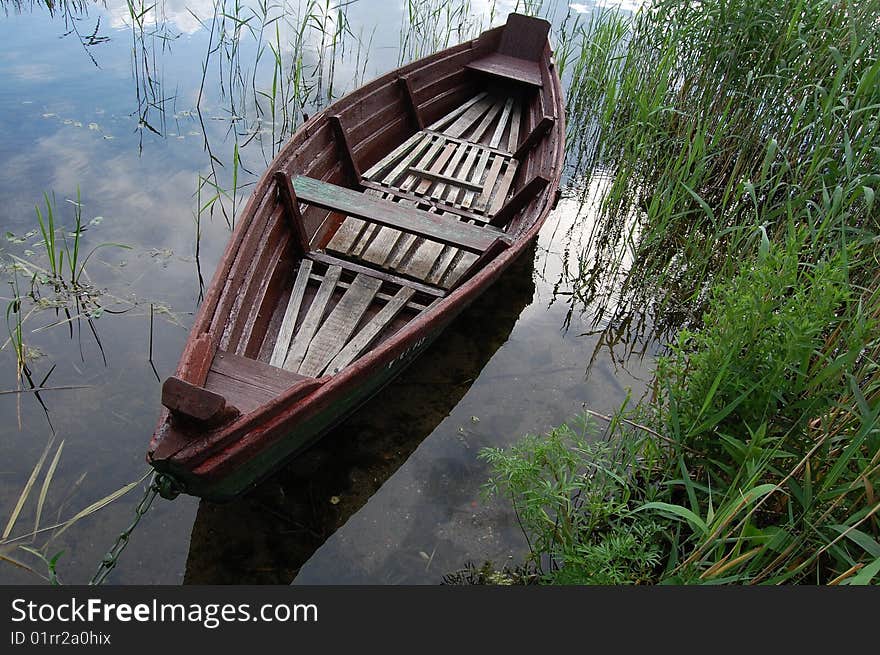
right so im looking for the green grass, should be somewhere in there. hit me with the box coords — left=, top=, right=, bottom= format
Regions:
left=481, top=0, right=880, bottom=585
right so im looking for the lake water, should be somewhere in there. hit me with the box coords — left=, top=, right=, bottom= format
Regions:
left=0, top=0, right=657, bottom=584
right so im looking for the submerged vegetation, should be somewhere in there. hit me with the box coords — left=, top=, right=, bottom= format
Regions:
left=483, top=0, right=880, bottom=584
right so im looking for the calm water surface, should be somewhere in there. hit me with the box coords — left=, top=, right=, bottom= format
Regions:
left=0, top=0, right=656, bottom=584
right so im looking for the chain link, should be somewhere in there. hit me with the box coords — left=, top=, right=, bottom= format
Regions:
left=89, top=472, right=173, bottom=585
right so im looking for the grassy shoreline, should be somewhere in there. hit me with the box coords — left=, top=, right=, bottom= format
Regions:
left=479, top=0, right=879, bottom=585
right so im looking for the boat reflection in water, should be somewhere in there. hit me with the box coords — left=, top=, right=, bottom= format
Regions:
left=183, top=244, right=536, bottom=583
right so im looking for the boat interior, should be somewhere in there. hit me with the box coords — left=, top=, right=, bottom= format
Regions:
left=159, top=14, right=559, bottom=429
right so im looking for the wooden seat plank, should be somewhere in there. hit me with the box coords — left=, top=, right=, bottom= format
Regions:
left=269, top=259, right=313, bottom=368
left=283, top=264, right=342, bottom=373
left=299, top=273, right=382, bottom=377
left=325, top=286, right=416, bottom=375
left=205, top=350, right=310, bottom=414
left=466, top=53, right=543, bottom=87
left=292, top=176, right=502, bottom=252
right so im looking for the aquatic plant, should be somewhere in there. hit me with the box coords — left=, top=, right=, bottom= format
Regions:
left=483, top=0, right=880, bottom=585
left=0, top=436, right=152, bottom=584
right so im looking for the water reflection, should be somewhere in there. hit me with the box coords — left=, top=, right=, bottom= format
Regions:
left=183, top=245, right=536, bottom=584
left=0, top=0, right=662, bottom=585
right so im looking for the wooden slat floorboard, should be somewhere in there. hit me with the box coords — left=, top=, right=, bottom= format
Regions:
left=299, top=273, right=382, bottom=377
left=283, top=264, right=342, bottom=373
left=325, top=286, right=416, bottom=375
left=269, top=259, right=313, bottom=367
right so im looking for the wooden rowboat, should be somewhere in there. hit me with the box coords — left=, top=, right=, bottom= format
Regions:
left=147, top=13, right=565, bottom=500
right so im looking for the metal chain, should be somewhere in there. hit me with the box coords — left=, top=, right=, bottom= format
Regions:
left=89, top=472, right=173, bottom=585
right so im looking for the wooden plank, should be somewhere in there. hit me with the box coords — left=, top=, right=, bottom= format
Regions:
left=383, top=133, right=439, bottom=186
left=330, top=114, right=362, bottom=184
left=299, top=274, right=382, bottom=377
left=350, top=222, right=381, bottom=258
left=427, top=92, right=488, bottom=131
left=204, top=368, right=319, bottom=415
left=441, top=144, right=477, bottom=205
left=361, top=225, right=403, bottom=266
left=283, top=264, right=342, bottom=373
left=408, top=166, right=483, bottom=192
left=308, top=251, right=446, bottom=298
left=179, top=333, right=214, bottom=387
left=162, top=376, right=236, bottom=425
left=441, top=251, right=480, bottom=288
left=466, top=54, right=542, bottom=87
left=513, top=115, right=554, bottom=160
left=293, top=176, right=500, bottom=252
left=414, top=141, right=457, bottom=195
left=487, top=159, right=518, bottom=216
left=443, top=96, right=494, bottom=139
left=326, top=216, right=367, bottom=254
left=397, top=238, right=446, bottom=281
left=362, top=132, right=425, bottom=180
left=398, top=75, right=424, bottom=130
left=423, top=129, right=512, bottom=156
left=475, top=154, right=505, bottom=212
left=448, top=237, right=511, bottom=290
left=269, top=259, right=313, bottom=367
left=430, top=141, right=472, bottom=201
left=213, top=349, right=308, bottom=392
left=489, top=174, right=550, bottom=227
left=308, top=273, right=430, bottom=312
left=273, top=172, right=310, bottom=252
left=385, top=231, right=420, bottom=270
left=425, top=245, right=459, bottom=286
left=360, top=180, right=491, bottom=225
left=490, top=97, right=515, bottom=149
left=325, top=286, right=416, bottom=375
left=498, top=13, right=550, bottom=61
left=462, top=149, right=492, bottom=209
left=507, top=101, right=522, bottom=152
left=469, top=98, right=505, bottom=142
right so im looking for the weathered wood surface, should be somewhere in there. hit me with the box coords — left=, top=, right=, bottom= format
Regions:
left=283, top=264, right=342, bottom=373
left=162, top=376, right=236, bottom=424
left=466, top=53, right=542, bottom=87
left=205, top=351, right=318, bottom=414
left=325, top=286, right=415, bottom=375
left=269, top=259, right=313, bottom=367
left=299, top=274, right=382, bottom=377
left=293, top=175, right=499, bottom=252
left=308, top=251, right=446, bottom=298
